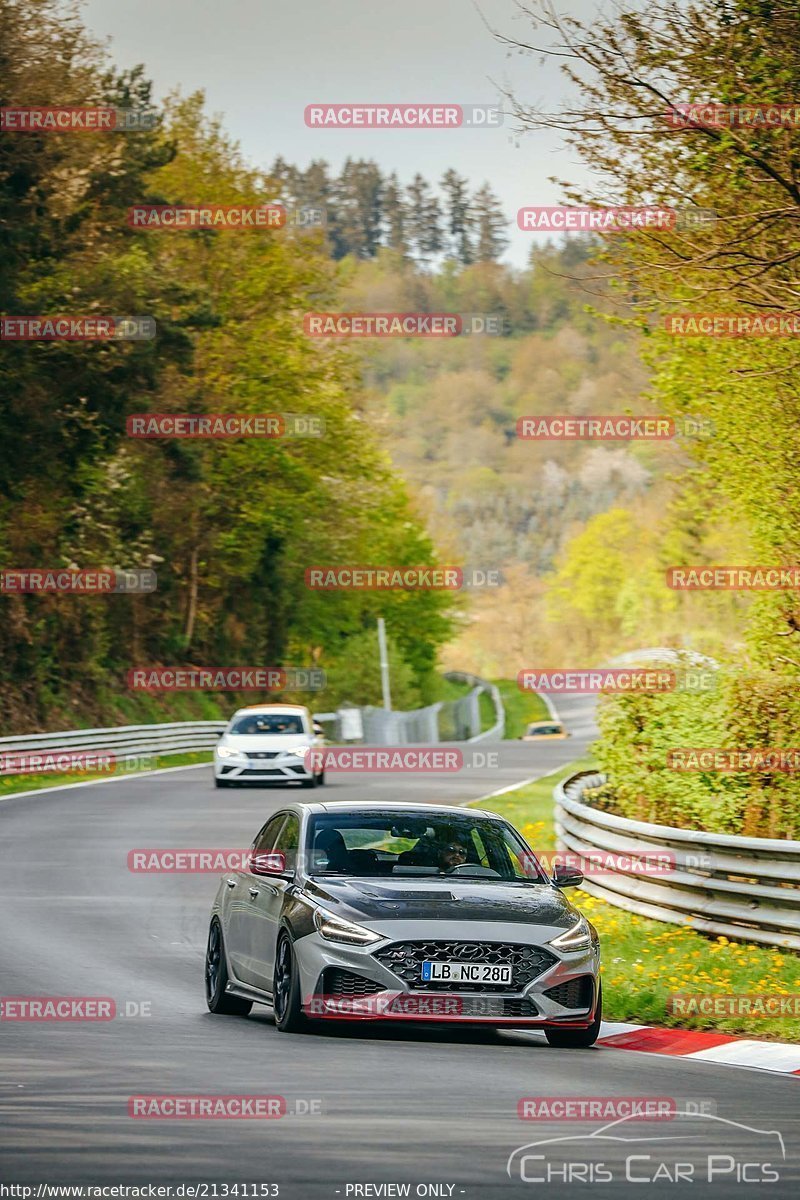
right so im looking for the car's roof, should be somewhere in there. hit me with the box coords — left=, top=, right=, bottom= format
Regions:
left=303, top=800, right=504, bottom=820
left=234, top=704, right=309, bottom=713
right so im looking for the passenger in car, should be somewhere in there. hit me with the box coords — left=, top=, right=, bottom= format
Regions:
left=314, top=828, right=350, bottom=872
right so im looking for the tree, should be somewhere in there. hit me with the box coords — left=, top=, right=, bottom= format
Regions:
left=498, top=0, right=800, bottom=315
left=382, top=172, right=408, bottom=256
left=0, top=5, right=457, bottom=728
left=440, top=169, right=473, bottom=264
left=334, top=158, right=383, bottom=258
left=471, top=183, right=508, bottom=262
left=406, top=173, right=443, bottom=261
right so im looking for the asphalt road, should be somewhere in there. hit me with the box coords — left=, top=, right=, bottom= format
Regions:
left=1, top=693, right=798, bottom=1197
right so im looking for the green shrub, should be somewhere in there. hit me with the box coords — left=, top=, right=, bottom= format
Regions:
left=594, top=660, right=800, bottom=837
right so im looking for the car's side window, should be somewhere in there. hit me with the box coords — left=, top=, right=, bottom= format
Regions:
left=252, top=814, right=287, bottom=854
left=273, top=813, right=300, bottom=870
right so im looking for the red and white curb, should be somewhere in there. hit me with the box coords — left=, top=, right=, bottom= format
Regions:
left=595, top=1020, right=800, bottom=1076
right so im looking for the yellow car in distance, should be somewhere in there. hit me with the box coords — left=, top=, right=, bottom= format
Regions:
left=521, top=721, right=570, bottom=742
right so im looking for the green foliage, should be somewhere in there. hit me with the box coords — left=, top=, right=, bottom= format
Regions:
left=594, top=664, right=800, bottom=838
left=497, top=0, right=800, bottom=840
left=492, top=678, right=550, bottom=739
left=0, top=2, right=455, bottom=730
left=317, top=629, right=422, bottom=712
left=482, top=763, right=800, bottom=1040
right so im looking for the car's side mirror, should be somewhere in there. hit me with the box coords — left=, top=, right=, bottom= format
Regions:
left=250, top=851, right=287, bottom=876
left=312, top=721, right=324, bottom=736
left=552, top=862, right=584, bottom=889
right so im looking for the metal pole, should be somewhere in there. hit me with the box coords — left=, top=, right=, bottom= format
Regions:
left=377, top=617, right=392, bottom=711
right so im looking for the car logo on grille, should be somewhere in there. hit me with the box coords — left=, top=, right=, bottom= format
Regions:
left=451, top=944, right=482, bottom=960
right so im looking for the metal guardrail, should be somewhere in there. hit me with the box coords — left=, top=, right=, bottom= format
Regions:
left=442, top=672, right=505, bottom=743
left=0, top=722, right=226, bottom=773
left=554, top=770, right=800, bottom=951
left=358, top=673, right=505, bottom=746
left=0, top=672, right=506, bottom=774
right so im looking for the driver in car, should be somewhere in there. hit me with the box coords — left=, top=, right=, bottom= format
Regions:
left=437, top=839, right=468, bottom=872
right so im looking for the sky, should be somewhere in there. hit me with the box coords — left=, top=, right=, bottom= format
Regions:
left=81, top=0, right=605, bottom=266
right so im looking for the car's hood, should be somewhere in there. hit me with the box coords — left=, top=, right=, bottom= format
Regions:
left=304, top=876, right=577, bottom=928
left=219, top=733, right=310, bottom=752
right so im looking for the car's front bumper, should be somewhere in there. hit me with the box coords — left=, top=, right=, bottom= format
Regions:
left=214, top=756, right=312, bottom=782
left=293, top=920, right=601, bottom=1027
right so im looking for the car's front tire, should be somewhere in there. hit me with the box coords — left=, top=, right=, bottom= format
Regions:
left=205, top=918, right=252, bottom=1016
left=273, top=933, right=307, bottom=1033
left=214, top=776, right=234, bottom=788
left=545, top=983, right=602, bottom=1048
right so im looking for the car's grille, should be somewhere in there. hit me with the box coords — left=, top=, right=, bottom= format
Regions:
left=320, top=968, right=384, bottom=998
left=387, top=994, right=539, bottom=1018
left=543, top=976, right=594, bottom=1010
left=502, top=996, right=539, bottom=1017
left=240, top=768, right=284, bottom=776
left=373, top=941, right=557, bottom=992
left=246, top=751, right=281, bottom=760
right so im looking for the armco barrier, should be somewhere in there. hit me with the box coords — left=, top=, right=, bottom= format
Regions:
left=0, top=673, right=506, bottom=774
left=0, top=722, right=226, bottom=774
left=359, top=673, right=504, bottom=746
left=442, top=671, right=505, bottom=743
left=554, top=770, right=800, bottom=951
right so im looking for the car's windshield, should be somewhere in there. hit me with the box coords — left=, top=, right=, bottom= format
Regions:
left=229, top=713, right=305, bottom=735
left=306, top=811, right=547, bottom=882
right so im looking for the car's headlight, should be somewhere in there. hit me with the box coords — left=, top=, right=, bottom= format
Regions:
left=549, top=915, right=593, bottom=952
left=216, top=745, right=241, bottom=759
left=313, top=907, right=381, bottom=945
left=285, top=745, right=311, bottom=758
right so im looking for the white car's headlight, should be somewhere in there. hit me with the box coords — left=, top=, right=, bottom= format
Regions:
left=285, top=745, right=311, bottom=758
left=217, top=744, right=245, bottom=763
left=549, top=915, right=593, bottom=952
left=313, top=907, right=381, bottom=945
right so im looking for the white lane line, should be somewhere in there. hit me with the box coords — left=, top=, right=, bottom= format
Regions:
left=685, top=1040, right=800, bottom=1072
left=475, top=761, right=569, bottom=803
left=597, top=1020, right=646, bottom=1039
left=0, top=761, right=211, bottom=803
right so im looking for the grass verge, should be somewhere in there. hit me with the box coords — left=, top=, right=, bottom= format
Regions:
left=0, top=751, right=212, bottom=800
left=492, top=678, right=549, bottom=739
left=475, top=758, right=800, bottom=1043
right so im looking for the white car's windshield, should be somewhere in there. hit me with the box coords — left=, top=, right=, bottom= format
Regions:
left=229, top=714, right=305, bottom=735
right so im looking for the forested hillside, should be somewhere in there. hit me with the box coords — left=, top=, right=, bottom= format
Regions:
left=3, top=0, right=794, bottom=752
left=0, top=2, right=456, bottom=728
left=323, top=246, right=748, bottom=673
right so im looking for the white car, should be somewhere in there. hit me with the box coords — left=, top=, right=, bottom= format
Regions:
left=213, top=704, right=325, bottom=789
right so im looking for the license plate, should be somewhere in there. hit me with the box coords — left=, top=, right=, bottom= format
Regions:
left=421, top=960, right=512, bottom=985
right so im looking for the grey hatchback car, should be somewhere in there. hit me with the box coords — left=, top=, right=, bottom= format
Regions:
left=205, top=801, right=602, bottom=1045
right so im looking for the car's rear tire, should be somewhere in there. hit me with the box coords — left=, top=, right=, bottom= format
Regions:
left=273, top=934, right=307, bottom=1033
left=205, top=918, right=252, bottom=1016
left=545, top=983, right=602, bottom=1048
